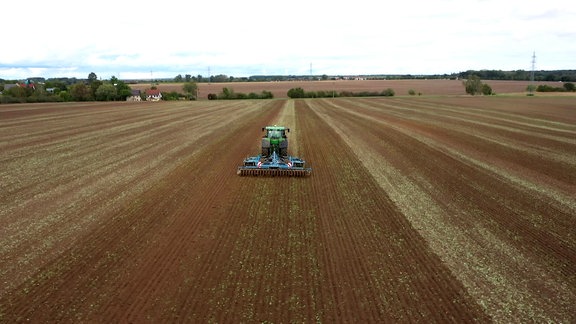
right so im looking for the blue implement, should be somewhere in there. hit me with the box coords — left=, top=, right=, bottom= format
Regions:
left=237, top=151, right=312, bottom=177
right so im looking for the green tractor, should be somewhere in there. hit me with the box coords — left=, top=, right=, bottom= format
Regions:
left=237, top=125, right=311, bottom=176
left=261, top=125, right=289, bottom=157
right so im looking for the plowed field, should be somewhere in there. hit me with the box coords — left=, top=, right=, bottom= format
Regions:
left=1, top=97, right=574, bottom=322
left=131, top=79, right=565, bottom=99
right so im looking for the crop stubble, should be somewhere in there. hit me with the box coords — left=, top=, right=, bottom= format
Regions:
left=0, top=96, right=574, bottom=322
left=306, top=96, right=575, bottom=321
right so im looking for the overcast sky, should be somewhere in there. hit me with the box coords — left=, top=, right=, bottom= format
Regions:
left=1, top=0, right=574, bottom=80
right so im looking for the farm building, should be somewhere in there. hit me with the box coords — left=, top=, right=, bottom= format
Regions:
left=146, top=89, right=162, bottom=101
left=127, top=89, right=142, bottom=101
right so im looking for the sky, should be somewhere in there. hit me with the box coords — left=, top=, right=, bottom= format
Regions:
left=1, top=0, right=574, bottom=80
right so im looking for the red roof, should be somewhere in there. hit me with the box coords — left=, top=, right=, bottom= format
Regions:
left=18, top=82, right=36, bottom=89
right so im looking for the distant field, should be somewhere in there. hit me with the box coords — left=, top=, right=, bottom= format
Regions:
left=128, top=79, right=569, bottom=99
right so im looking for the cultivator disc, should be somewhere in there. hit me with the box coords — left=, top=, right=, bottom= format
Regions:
left=238, top=151, right=311, bottom=177
left=237, top=167, right=311, bottom=177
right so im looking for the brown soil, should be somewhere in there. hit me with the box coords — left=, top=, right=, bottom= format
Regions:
left=0, top=96, right=574, bottom=322
left=130, top=79, right=570, bottom=99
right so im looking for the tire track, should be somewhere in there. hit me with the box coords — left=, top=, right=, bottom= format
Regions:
left=294, top=99, right=489, bottom=322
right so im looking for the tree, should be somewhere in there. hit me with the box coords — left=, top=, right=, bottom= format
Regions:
left=381, top=88, right=395, bottom=96
left=287, top=87, right=305, bottom=98
left=537, top=84, right=564, bottom=92
left=463, top=75, right=483, bottom=95
left=220, top=87, right=235, bottom=99
left=182, top=82, right=198, bottom=100
left=174, top=74, right=183, bottom=82
left=563, top=82, right=575, bottom=92
left=89, top=79, right=102, bottom=100
left=481, top=83, right=493, bottom=95
left=114, top=80, right=132, bottom=100
left=59, top=91, right=71, bottom=101
left=260, top=90, right=273, bottom=99
left=213, top=74, right=229, bottom=82
left=162, top=91, right=180, bottom=100
left=88, top=72, right=98, bottom=84
left=69, top=83, right=91, bottom=101
left=95, top=84, right=117, bottom=101
left=6, top=85, right=29, bottom=99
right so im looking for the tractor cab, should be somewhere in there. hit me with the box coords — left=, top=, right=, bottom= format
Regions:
left=263, top=126, right=289, bottom=139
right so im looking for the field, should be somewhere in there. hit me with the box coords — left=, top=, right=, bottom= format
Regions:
left=129, top=79, right=566, bottom=99
left=0, top=94, right=575, bottom=322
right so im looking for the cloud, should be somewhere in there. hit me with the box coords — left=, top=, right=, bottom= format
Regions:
left=1, top=0, right=574, bottom=79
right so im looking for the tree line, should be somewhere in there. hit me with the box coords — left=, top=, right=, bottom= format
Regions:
left=0, top=73, right=132, bottom=103
left=462, top=75, right=575, bottom=95
left=286, top=87, right=395, bottom=98
left=0, top=73, right=201, bottom=103
left=3, top=70, right=575, bottom=103
left=172, top=70, right=576, bottom=83
left=207, top=87, right=273, bottom=100
left=456, top=70, right=576, bottom=82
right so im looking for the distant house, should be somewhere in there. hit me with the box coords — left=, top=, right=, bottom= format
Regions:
left=2, top=82, right=35, bottom=94
left=3, top=84, right=18, bottom=91
left=19, top=80, right=36, bottom=90
left=146, top=89, right=162, bottom=101
left=127, top=89, right=142, bottom=101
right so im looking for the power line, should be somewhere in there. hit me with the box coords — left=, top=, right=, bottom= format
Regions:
left=530, top=51, right=536, bottom=94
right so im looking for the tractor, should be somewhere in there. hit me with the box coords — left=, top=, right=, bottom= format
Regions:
left=237, top=126, right=311, bottom=177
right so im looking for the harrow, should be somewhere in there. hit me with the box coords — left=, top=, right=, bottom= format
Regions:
left=237, top=151, right=311, bottom=177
